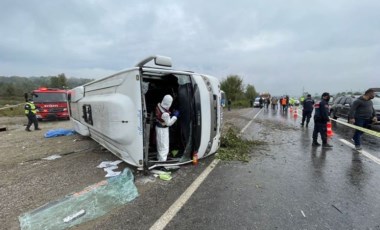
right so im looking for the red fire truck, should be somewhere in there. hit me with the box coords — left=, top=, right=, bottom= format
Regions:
left=31, top=87, right=69, bottom=120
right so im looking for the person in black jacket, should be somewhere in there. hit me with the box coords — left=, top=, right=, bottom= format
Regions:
left=312, top=92, right=332, bottom=148
left=348, top=88, right=377, bottom=150
left=301, top=94, right=314, bottom=127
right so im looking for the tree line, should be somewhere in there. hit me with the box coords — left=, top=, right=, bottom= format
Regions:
left=220, top=75, right=259, bottom=107
left=0, top=74, right=93, bottom=97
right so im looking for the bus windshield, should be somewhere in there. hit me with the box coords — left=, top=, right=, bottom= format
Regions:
left=33, top=93, right=67, bottom=103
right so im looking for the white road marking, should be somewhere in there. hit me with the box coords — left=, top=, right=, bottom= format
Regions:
left=149, top=159, right=220, bottom=230
left=339, top=139, right=380, bottom=165
left=151, top=109, right=261, bottom=230
left=240, top=109, right=262, bottom=134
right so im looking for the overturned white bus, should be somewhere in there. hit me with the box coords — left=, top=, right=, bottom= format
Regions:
left=68, top=56, right=222, bottom=171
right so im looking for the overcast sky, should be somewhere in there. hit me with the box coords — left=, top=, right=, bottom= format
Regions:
left=0, top=0, right=379, bottom=96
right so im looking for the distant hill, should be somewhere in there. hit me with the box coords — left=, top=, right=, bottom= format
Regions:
left=0, top=76, right=93, bottom=97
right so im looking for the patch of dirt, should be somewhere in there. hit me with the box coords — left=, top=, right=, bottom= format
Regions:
left=0, top=117, right=98, bottom=166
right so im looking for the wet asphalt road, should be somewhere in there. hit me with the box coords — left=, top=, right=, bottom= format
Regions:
left=165, top=107, right=380, bottom=230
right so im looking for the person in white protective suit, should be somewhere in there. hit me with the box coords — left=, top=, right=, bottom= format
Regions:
left=155, top=95, right=180, bottom=161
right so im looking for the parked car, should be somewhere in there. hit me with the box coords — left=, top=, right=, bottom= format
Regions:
left=330, top=95, right=379, bottom=124
left=328, top=96, right=334, bottom=106
left=373, top=97, right=380, bottom=122
left=329, top=95, right=358, bottom=121
left=253, top=97, right=260, bottom=107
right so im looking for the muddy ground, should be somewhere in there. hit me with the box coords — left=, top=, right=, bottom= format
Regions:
left=0, top=109, right=296, bottom=229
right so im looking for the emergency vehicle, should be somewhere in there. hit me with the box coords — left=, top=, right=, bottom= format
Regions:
left=69, top=55, right=222, bottom=171
left=31, top=88, right=69, bottom=120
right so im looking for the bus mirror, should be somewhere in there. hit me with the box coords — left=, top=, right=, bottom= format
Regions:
left=154, top=56, right=172, bottom=67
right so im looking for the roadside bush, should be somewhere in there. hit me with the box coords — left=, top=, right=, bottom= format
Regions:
left=231, top=99, right=250, bottom=108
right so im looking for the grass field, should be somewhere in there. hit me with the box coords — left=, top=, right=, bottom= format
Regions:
left=0, top=96, right=25, bottom=107
left=0, top=96, right=25, bottom=116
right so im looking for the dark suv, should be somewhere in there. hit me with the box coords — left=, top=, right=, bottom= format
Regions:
left=330, top=95, right=380, bottom=123
left=330, top=95, right=358, bottom=121
left=373, top=96, right=380, bottom=122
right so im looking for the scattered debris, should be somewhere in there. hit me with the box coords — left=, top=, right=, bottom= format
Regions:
left=44, top=129, right=76, bottom=138
left=0, top=126, right=7, bottom=132
left=151, top=170, right=172, bottom=181
left=217, top=126, right=266, bottom=162
left=164, top=165, right=180, bottom=171
left=42, top=155, right=62, bottom=160
left=63, top=209, right=86, bottom=223
left=301, top=210, right=306, bottom=217
left=159, top=173, right=172, bottom=181
left=104, top=167, right=121, bottom=178
left=150, top=169, right=169, bottom=175
left=331, top=204, right=343, bottom=214
left=97, top=160, right=123, bottom=177
left=97, top=160, right=123, bottom=168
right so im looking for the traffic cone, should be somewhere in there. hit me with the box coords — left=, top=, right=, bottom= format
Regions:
left=289, top=106, right=293, bottom=112
left=293, top=110, right=298, bottom=118
left=192, top=151, right=198, bottom=165
left=326, top=121, right=333, bottom=137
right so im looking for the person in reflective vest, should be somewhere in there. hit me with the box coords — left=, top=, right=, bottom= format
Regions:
left=312, top=92, right=332, bottom=148
left=281, top=97, right=287, bottom=112
left=155, top=95, right=179, bottom=161
left=24, top=99, right=41, bottom=131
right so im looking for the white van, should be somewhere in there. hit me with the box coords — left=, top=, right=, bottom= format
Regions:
left=68, top=56, right=222, bottom=171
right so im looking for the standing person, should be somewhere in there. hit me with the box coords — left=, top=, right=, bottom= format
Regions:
left=348, top=89, right=377, bottom=150
left=285, top=95, right=290, bottom=110
left=259, top=97, right=263, bottom=109
left=301, top=94, right=314, bottom=127
left=265, top=97, right=270, bottom=110
left=227, top=99, right=232, bottom=111
left=281, top=96, right=287, bottom=112
left=312, top=92, right=332, bottom=148
left=24, top=98, right=41, bottom=131
left=155, top=95, right=180, bottom=161
left=271, top=97, right=277, bottom=110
